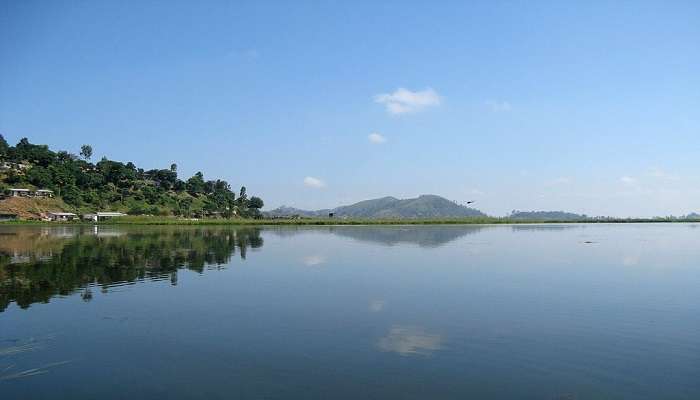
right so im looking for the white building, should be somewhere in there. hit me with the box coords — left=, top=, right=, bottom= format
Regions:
left=8, top=188, right=31, bottom=197
left=35, top=189, right=54, bottom=198
left=6, top=188, right=54, bottom=198
left=83, top=212, right=128, bottom=222
left=48, top=212, right=78, bottom=222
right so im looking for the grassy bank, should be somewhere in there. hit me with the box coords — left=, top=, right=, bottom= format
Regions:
left=3, top=215, right=700, bottom=226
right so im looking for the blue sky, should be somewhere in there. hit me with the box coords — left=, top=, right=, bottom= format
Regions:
left=1, top=1, right=698, bottom=217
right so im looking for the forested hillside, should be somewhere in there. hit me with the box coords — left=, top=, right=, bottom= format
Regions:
left=266, top=194, right=485, bottom=219
left=0, top=135, right=263, bottom=218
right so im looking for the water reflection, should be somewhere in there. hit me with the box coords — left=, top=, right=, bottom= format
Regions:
left=301, top=255, right=326, bottom=267
left=377, top=325, right=445, bottom=356
left=509, top=224, right=580, bottom=232
left=0, top=226, right=263, bottom=312
left=2, top=224, right=700, bottom=398
left=269, top=225, right=490, bottom=247
left=369, top=299, right=385, bottom=313
left=0, top=224, right=584, bottom=312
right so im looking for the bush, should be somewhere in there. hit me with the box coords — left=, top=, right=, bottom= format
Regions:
left=128, top=204, right=147, bottom=215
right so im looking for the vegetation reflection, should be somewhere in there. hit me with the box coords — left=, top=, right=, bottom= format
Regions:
left=0, top=226, right=263, bottom=311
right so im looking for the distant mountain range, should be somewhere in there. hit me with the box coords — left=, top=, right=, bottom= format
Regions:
left=266, top=196, right=700, bottom=221
left=265, top=195, right=486, bottom=219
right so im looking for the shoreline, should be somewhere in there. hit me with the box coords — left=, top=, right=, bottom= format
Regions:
left=2, top=216, right=700, bottom=226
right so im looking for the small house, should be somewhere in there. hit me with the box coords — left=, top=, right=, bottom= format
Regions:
left=83, top=212, right=128, bottom=222
left=35, top=189, right=54, bottom=198
left=0, top=213, right=17, bottom=221
left=205, top=211, right=223, bottom=219
left=97, top=212, right=127, bottom=220
left=48, top=212, right=78, bottom=222
left=8, top=188, right=31, bottom=197
left=83, top=213, right=97, bottom=222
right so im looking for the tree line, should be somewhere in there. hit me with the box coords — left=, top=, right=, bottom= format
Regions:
left=0, top=134, right=263, bottom=218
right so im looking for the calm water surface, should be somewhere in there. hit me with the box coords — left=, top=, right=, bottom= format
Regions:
left=1, top=224, right=699, bottom=399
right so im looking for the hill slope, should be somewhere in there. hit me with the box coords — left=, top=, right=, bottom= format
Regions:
left=262, top=205, right=328, bottom=218
left=0, top=135, right=264, bottom=219
left=267, top=195, right=485, bottom=219
left=0, top=197, right=72, bottom=220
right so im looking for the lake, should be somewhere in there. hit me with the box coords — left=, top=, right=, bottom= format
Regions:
left=1, top=224, right=699, bottom=399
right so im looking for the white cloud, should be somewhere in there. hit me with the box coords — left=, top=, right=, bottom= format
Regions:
left=374, top=87, right=441, bottom=115
left=303, top=176, right=325, bottom=188
left=485, top=100, right=512, bottom=112
left=620, top=176, right=637, bottom=185
left=368, top=132, right=387, bottom=144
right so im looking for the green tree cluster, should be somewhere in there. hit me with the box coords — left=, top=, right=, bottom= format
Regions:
left=0, top=137, right=264, bottom=218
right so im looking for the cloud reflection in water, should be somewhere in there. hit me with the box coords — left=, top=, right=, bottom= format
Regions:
left=377, top=325, right=444, bottom=356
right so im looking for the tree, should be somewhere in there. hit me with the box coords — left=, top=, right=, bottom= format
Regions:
left=0, top=134, right=8, bottom=157
left=27, top=166, right=53, bottom=188
left=236, top=186, right=249, bottom=210
left=80, top=145, right=93, bottom=161
left=204, top=180, right=215, bottom=194
left=56, top=151, right=75, bottom=162
left=142, top=186, right=160, bottom=204
left=176, top=197, right=193, bottom=217
left=186, top=172, right=205, bottom=194
left=127, top=203, right=147, bottom=215
left=244, top=196, right=264, bottom=219
left=5, top=170, right=21, bottom=184
left=15, top=138, right=55, bottom=166
left=248, top=196, right=264, bottom=209
left=173, top=179, right=186, bottom=192
left=170, top=163, right=177, bottom=173
left=62, top=184, right=81, bottom=206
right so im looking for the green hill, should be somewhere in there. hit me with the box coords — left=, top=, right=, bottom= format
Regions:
left=267, top=195, right=485, bottom=219
left=0, top=135, right=263, bottom=219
